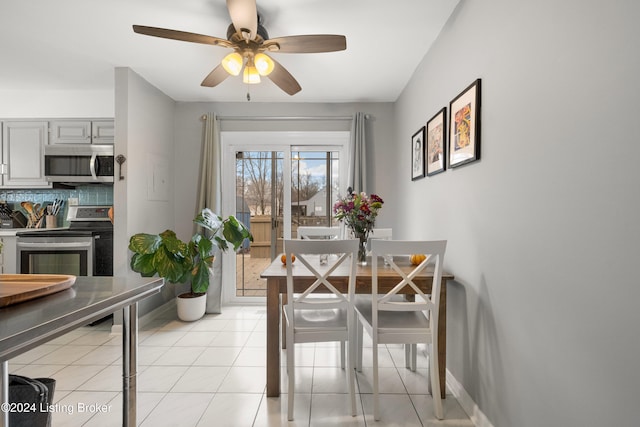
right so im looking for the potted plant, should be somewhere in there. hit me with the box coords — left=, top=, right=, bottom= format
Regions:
left=128, top=208, right=252, bottom=321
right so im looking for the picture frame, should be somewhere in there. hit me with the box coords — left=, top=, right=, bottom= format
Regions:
left=449, top=79, right=481, bottom=168
left=411, top=126, right=426, bottom=180
left=426, top=107, right=447, bottom=176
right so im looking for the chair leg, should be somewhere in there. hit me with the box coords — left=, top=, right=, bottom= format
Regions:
left=373, top=341, right=380, bottom=421
left=403, top=344, right=417, bottom=371
left=340, top=341, right=346, bottom=369
left=404, top=344, right=410, bottom=369
left=356, top=319, right=363, bottom=372
left=286, top=321, right=295, bottom=420
left=347, top=320, right=356, bottom=416
left=426, top=347, right=432, bottom=395
left=281, top=294, right=287, bottom=349
left=411, top=344, right=417, bottom=372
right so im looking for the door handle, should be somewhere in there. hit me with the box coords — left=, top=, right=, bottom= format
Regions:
left=90, top=153, right=97, bottom=180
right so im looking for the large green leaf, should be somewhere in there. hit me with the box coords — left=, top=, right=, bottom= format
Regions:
left=195, top=235, right=214, bottom=262
left=130, top=253, right=157, bottom=276
left=194, top=208, right=222, bottom=233
left=153, top=247, right=188, bottom=283
left=128, top=233, right=161, bottom=254
left=190, top=260, right=211, bottom=294
left=160, top=230, right=188, bottom=258
left=222, top=216, right=253, bottom=251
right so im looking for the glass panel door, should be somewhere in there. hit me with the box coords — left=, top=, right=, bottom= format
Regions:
left=234, top=150, right=284, bottom=296
left=291, top=150, right=342, bottom=237
left=222, top=131, right=349, bottom=302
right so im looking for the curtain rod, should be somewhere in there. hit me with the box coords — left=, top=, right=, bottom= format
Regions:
left=201, top=115, right=361, bottom=121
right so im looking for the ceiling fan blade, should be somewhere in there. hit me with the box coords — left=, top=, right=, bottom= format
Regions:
left=133, top=25, right=233, bottom=48
left=267, top=57, right=301, bottom=96
left=201, top=64, right=230, bottom=87
left=226, top=0, right=258, bottom=40
left=265, top=35, right=346, bottom=53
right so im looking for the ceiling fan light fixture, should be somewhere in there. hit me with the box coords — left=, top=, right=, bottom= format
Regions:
left=243, top=65, right=261, bottom=84
left=222, top=52, right=243, bottom=76
left=254, top=53, right=274, bottom=76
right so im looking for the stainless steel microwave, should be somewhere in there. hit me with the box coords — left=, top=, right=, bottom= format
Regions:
left=44, top=144, right=114, bottom=183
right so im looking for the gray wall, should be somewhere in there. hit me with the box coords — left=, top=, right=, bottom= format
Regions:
left=114, top=67, right=177, bottom=314
left=172, top=102, right=395, bottom=240
left=392, top=0, right=640, bottom=425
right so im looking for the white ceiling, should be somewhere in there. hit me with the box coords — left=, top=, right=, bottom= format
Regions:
left=0, top=0, right=459, bottom=103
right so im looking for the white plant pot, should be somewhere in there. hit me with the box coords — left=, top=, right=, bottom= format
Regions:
left=176, top=293, right=207, bottom=322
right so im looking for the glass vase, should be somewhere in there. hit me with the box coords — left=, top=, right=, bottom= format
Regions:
left=356, top=233, right=368, bottom=266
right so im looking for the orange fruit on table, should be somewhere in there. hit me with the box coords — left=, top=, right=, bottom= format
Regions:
left=410, top=254, right=427, bottom=265
left=281, top=254, right=296, bottom=265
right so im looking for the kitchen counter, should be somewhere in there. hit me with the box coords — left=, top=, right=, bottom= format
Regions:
left=0, top=227, right=70, bottom=236
left=0, top=275, right=164, bottom=427
left=0, top=229, right=20, bottom=237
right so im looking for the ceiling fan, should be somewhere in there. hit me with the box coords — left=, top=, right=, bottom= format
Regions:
left=133, top=0, right=347, bottom=97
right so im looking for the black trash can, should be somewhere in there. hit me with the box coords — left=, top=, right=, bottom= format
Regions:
left=8, top=375, right=56, bottom=427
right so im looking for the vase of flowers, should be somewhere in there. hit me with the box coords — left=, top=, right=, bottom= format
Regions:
left=333, top=188, right=384, bottom=265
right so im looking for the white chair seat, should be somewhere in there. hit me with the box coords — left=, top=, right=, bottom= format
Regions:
left=286, top=306, right=348, bottom=332
left=354, top=299, right=430, bottom=332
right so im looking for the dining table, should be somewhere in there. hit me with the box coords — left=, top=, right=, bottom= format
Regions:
left=0, top=275, right=164, bottom=427
left=260, top=255, right=454, bottom=398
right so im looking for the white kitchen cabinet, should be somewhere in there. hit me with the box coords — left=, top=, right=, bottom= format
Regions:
left=1, top=121, right=51, bottom=188
left=50, top=119, right=114, bottom=144
left=91, top=120, right=114, bottom=144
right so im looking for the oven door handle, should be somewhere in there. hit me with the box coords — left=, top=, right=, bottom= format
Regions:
left=90, top=153, right=98, bottom=180
left=17, top=242, right=93, bottom=249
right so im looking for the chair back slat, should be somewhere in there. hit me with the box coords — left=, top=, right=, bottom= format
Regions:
left=284, top=239, right=358, bottom=315
left=297, top=226, right=341, bottom=240
left=371, top=240, right=447, bottom=327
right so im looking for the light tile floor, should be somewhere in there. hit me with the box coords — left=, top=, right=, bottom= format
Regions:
left=9, top=306, right=474, bottom=426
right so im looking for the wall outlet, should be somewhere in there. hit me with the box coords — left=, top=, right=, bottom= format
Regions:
left=68, top=198, right=79, bottom=206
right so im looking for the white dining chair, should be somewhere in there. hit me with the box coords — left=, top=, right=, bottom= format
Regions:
left=366, top=227, right=393, bottom=254
left=283, top=238, right=359, bottom=421
left=296, top=225, right=341, bottom=240
left=369, top=227, right=393, bottom=241
left=353, top=239, right=447, bottom=421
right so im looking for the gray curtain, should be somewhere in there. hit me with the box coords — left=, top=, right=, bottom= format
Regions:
left=348, top=112, right=367, bottom=194
left=196, top=112, right=223, bottom=313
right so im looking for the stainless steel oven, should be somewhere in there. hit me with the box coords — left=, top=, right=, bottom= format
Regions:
left=16, top=205, right=113, bottom=276
left=16, top=234, right=93, bottom=275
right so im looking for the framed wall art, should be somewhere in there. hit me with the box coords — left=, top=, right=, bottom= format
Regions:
left=426, top=107, right=447, bottom=176
left=449, top=78, right=481, bottom=168
left=411, top=126, right=426, bottom=180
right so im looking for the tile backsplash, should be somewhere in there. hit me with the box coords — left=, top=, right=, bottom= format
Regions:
left=0, top=185, right=113, bottom=227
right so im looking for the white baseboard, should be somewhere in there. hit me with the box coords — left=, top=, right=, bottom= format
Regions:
left=109, top=300, right=176, bottom=335
left=446, top=370, right=494, bottom=427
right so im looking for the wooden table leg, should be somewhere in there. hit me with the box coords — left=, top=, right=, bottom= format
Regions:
left=266, top=279, right=281, bottom=397
left=438, top=278, right=447, bottom=399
